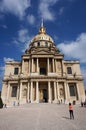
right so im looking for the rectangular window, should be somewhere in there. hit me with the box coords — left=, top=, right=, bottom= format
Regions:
left=11, top=86, right=17, bottom=97
left=40, top=68, right=46, bottom=75
left=14, top=68, right=19, bottom=75
left=67, top=67, right=72, bottom=74
left=69, top=85, right=75, bottom=96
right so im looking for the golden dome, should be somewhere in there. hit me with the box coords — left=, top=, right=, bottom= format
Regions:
left=30, top=21, right=55, bottom=47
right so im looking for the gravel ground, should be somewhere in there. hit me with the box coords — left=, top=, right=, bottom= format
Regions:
left=0, top=103, right=86, bottom=130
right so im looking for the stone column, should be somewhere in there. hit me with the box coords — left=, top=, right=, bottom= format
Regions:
left=7, top=83, right=10, bottom=101
left=17, top=86, right=19, bottom=100
left=37, top=58, right=39, bottom=73
left=54, top=81, right=57, bottom=103
left=29, top=59, right=31, bottom=75
left=27, top=82, right=30, bottom=102
left=30, top=81, right=33, bottom=103
left=36, top=81, right=39, bottom=103
left=32, top=58, right=33, bottom=72
left=66, top=83, right=70, bottom=102
left=64, top=82, right=68, bottom=103
left=48, top=81, right=51, bottom=103
left=19, top=82, right=22, bottom=102
left=76, top=83, right=80, bottom=101
left=52, top=58, right=54, bottom=72
left=47, top=58, right=49, bottom=73
left=55, top=59, right=57, bottom=73
left=56, top=82, right=60, bottom=100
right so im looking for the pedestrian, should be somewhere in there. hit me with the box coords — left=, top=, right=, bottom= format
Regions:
left=17, top=102, right=19, bottom=106
left=61, top=99, right=62, bottom=103
left=13, top=101, right=15, bottom=106
left=4, top=104, right=7, bottom=108
left=69, top=103, right=74, bottom=119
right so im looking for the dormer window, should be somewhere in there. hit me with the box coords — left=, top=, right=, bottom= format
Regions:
left=14, top=67, right=19, bottom=75
left=67, top=67, right=72, bottom=74
left=38, top=42, right=40, bottom=46
left=45, top=41, right=48, bottom=47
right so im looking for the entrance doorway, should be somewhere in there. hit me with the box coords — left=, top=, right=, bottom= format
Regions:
left=43, top=89, right=48, bottom=102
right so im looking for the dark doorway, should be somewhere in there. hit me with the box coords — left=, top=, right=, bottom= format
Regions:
left=43, top=89, right=48, bottom=102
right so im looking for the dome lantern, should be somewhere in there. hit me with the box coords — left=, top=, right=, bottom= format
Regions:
left=39, top=19, right=46, bottom=34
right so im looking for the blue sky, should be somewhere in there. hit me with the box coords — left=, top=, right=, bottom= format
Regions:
left=0, top=0, right=86, bottom=90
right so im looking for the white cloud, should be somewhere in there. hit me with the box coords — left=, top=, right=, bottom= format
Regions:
left=38, top=0, right=58, bottom=21
left=0, top=0, right=31, bottom=19
left=18, top=29, right=29, bottom=43
left=13, top=28, right=32, bottom=52
left=27, top=14, right=35, bottom=25
left=13, top=28, right=30, bottom=44
left=58, top=33, right=86, bottom=63
left=4, top=57, right=14, bottom=63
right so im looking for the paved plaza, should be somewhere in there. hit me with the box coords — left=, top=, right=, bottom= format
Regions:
left=0, top=103, right=86, bottom=130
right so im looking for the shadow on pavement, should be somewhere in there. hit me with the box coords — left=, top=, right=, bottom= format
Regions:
left=62, top=116, right=70, bottom=120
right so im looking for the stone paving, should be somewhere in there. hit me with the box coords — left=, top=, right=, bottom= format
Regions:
left=0, top=103, right=86, bottom=130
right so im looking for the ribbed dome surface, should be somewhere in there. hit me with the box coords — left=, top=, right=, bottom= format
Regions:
left=30, top=25, right=55, bottom=47
left=31, top=33, right=54, bottom=43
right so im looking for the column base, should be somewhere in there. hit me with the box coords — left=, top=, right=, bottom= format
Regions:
left=48, top=100, right=52, bottom=103
left=36, top=100, right=39, bottom=103
left=64, top=99, right=69, bottom=104
left=53, top=99, right=57, bottom=103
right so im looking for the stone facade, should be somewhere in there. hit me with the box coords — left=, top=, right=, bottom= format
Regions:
left=1, top=24, right=85, bottom=105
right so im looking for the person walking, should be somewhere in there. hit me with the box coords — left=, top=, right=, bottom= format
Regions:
left=69, top=103, right=74, bottom=119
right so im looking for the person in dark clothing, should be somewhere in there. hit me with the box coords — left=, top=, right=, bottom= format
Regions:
left=69, top=103, right=74, bottom=119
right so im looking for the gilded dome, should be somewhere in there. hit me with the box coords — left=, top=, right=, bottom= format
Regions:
left=30, top=23, right=55, bottom=47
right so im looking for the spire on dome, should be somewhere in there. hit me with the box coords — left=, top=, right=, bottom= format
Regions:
left=41, top=18, right=44, bottom=27
left=39, top=19, right=46, bottom=34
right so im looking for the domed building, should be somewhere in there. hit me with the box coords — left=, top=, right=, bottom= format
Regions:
left=1, top=23, right=85, bottom=105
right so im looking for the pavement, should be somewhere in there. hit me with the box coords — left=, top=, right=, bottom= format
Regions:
left=0, top=103, right=86, bottom=130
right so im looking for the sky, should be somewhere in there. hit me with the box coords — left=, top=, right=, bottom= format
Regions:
left=0, top=0, right=86, bottom=90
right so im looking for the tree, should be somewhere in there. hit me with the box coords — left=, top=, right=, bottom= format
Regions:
left=0, top=97, right=3, bottom=108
